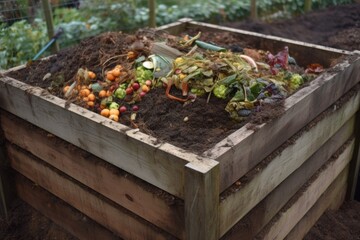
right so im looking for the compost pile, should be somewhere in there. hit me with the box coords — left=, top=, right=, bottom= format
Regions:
left=8, top=30, right=323, bottom=153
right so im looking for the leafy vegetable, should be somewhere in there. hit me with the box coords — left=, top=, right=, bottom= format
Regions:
left=213, top=84, right=228, bottom=99
left=289, top=73, right=304, bottom=91
left=135, top=66, right=153, bottom=85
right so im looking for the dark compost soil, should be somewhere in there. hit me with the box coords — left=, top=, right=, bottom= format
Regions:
left=1, top=3, right=360, bottom=240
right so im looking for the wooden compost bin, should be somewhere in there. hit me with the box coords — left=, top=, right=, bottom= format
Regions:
left=0, top=19, right=360, bottom=240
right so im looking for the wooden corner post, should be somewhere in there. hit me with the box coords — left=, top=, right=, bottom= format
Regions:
left=185, top=159, right=219, bottom=240
left=0, top=112, right=14, bottom=220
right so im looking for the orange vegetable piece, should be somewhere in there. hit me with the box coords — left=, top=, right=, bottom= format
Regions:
left=112, top=68, right=121, bottom=77
left=106, top=72, right=115, bottom=81
left=87, top=101, right=95, bottom=107
left=88, top=93, right=96, bottom=101
left=98, top=90, right=107, bottom=98
left=142, top=85, right=150, bottom=93
left=109, top=109, right=120, bottom=116
left=109, top=114, right=119, bottom=122
left=88, top=71, right=96, bottom=79
left=63, top=85, right=70, bottom=94
left=101, top=109, right=110, bottom=117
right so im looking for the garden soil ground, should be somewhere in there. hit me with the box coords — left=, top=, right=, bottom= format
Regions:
left=1, top=2, right=360, bottom=239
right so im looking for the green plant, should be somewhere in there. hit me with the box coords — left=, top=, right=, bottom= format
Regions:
left=0, top=19, right=47, bottom=69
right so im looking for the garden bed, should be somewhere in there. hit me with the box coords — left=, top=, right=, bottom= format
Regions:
left=0, top=19, right=360, bottom=239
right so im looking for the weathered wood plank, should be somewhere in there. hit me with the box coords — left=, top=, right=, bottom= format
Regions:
left=15, top=174, right=119, bottom=240
left=1, top=111, right=184, bottom=238
left=0, top=76, right=197, bottom=198
left=185, top=160, right=220, bottom=240
left=257, top=140, right=355, bottom=240
left=155, top=18, right=189, bottom=35
left=0, top=113, right=14, bottom=220
left=284, top=166, right=348, bottom=240
left=206, top=55, right=360, bottom=192
left=219, top=90, right=360, bottom=235
left=221, top=116, right=355, bottom=239
left=347, top=109, right=360, bottom=200
left=8, top=145, right=176, bottom=240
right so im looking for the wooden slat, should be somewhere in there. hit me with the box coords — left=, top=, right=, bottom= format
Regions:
left=15, top=174, right=119, bottom=240
left=347, top=109, right=360, bottom=200
left=219, top=91, right=360, bottom=235
left=0, top=112, right=184, bottom=238
left=284, top=166, right=348, bottom=240
left=7, top=145, right=176, bottom=240
left=0, top=115, right=14, bottom=220
left=155, top=18, right=189, bottom=35
left=207, top=56, right=360, bottom=192
left=185, top=160, right=220, bottom=240
left=257, top=140, right=355, bottom=240
left=0, top=76, right=198, bottom=198
left=221, top=116, right=355, bottom=240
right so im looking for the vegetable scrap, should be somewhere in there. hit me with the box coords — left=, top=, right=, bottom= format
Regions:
left=61, top=32, right=323, bottom=125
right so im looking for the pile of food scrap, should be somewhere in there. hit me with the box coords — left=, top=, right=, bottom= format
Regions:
left=61, top=32, right=324, bottom=126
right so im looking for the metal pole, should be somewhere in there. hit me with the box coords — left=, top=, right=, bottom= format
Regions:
left=41, top=0, right=59, bottom=54
left=149, top=0, right=156, bottom=28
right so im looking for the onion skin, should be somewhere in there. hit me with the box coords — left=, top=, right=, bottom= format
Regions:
left=240, top=54, right=258, bottom=72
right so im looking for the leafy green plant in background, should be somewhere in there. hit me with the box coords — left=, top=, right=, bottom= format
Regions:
left=0, top=19, right=47, bottom=69
left=0, top=0, right=355, bottom=70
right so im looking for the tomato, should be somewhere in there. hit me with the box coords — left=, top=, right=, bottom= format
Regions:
left=141, top=85, right=150, bottom=93
left=126, top=87, right=133, bottom=95
left=119, top=106, right=127, bottom=113
left=132, top=105, right=139, bottom=111
left=140, top=91, right=146, bottom=97
left=145, top=80, right=152, bottom=86
left=132, top=82, right=140, bottom=91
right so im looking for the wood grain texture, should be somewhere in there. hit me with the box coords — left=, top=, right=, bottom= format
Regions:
left=207, top=55, right=360, bottom=192
left=185, top=160, right=220, bottom=240
left=0, top=76, right=197, bottom=198
left=8, top=145, right=176, bottom=240
left=347, top=109, right=360, bottom=200
left=219, top=91, right=360, bottom=235
left=15, top=174, right=119, bottom=240
left=258, top=140, right=355, bottom=240
left=284, top=166, right=348, bottom=240
left=221, top=116, right=355, bottom=239
left=0, top=112, right=185, bottom=238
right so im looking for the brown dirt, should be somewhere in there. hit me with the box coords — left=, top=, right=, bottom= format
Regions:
left=224, top=3, right=360, bottom=51
left=0, top=199, right=77, bottom=240
left=1, top=3, right=360, bottom=240
left=305, top=201, right=360, bottom=240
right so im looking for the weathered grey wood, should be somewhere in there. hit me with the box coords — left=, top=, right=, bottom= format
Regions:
left=284, top=166, right=348, bottom=240
left=41, top=0, right=59, bottom=53
left=0, top=113, right=14, bottom=220
left=15, top=174, right=119, bottom=240
left=1, top=112, right=185, bottom=238
left=185, top=160, right=220, bottom=240
left=219, top=91, right=360, bottom=235
left=220, top=116, right=355, bottom=240
left=148, top=0, right=156, bottom=28
left=347, top=109, right=360, bottom=200
left=155, top=18, right=189, bottom=36
left=8, top=145, right=175, bottom=240
left=206, top=55, right=360, bottom=192
left=0, top=76, right=199, bottom=198
left=257, top=140, right=355, bottom=240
